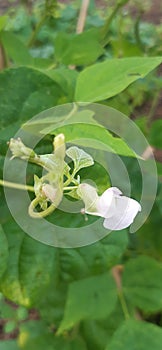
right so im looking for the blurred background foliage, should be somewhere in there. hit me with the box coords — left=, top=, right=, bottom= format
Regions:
left=0, top=0, right=162, bottom=349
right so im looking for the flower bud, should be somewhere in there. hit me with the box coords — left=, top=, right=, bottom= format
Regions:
left=9, top=138, right=35, bottom=160
left=53, top=133, right=65, bottom=160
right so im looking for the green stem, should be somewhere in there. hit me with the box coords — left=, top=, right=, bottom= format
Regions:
left=28, top=197, right=56, bottom=218
left=118, top=290, right=130, bottom=320
left=0, top=179, right=35, bottom=192
left=100, top=0, right=129, bottom=46
left=147, top=90, right=160, bottom=126
left=134, top=11, right=145, bottom=51
left=0, top=43, right=10, bottom=68
left=28, top=13, right=47, bottom=48
left=63, top=185, right=78, bottom=191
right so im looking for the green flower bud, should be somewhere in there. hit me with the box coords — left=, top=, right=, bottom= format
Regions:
left=9, top=138, right=35, bottom=160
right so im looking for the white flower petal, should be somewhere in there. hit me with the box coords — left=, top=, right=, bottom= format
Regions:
left=77, top=183, right=100, bottom=216
left=103, top=196, right=141, bottom=230
left=97, top=187, right=122, bottom=218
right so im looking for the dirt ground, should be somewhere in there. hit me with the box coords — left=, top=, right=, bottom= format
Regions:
left=0, top=0, right=162, bottom=23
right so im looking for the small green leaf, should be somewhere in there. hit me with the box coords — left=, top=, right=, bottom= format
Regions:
left=4, top=320, right=17, bottom=334
left=75, top=57, right=162, bottom=102
left=66, top=146, right=94, bottom=173
left=107, top=320, right=162, bottom=350
left=123, top=256, right=162, bottom=313
left=16, top=306, right=28, bottom=321
left=58, top=272, right=117, bottom=334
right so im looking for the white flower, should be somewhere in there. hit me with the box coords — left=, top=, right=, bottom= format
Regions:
left=77, top=183, right=141, bottom=231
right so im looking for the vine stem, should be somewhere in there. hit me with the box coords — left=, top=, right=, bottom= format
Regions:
left=28, top=197, right=56, bottom=218
left=100, top=0, right=129, bottom=46
left=0, top=179, right=35, bottom=192
left=63, top=186, right=78, bottom=191
left=27, top=13, right=47, bottom=47
left=134, top=11, right=145, bottom=51
left=111, top=265, right=130, bottom=320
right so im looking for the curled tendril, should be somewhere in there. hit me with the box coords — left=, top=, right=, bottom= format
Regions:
left=28, top=197, right=57, bottom=219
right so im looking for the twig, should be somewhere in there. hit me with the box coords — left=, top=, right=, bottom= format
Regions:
left=76, top=0, right=90, bottom=34
left=69, top=0, right=90, bottom=70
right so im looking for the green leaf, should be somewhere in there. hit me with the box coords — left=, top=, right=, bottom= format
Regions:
left=0, top=298, right=15, bottom=319
left=53, top=123, right=138, bottom=158
left=55, top=29, right=104, bottom=66
left=0, top=225, right=8, bottom=278
left=107, top=320, right=162, bottom=350
left=75, top=57, right=162, bottom=102
left=0, top=31, right=33, bottom=66
left=16, top=306, right=28, bottom=321
left=58, top=272, right=117, bottom=334
left=18, top=321, right=87, bottom=350
left=0, top=16, right=8, bottom=31
left=66, top=146, right=94, bottom=173
left=0, top=341, right=19, bottom=350
left=1, top=219, right=56, bottom=306
left=0, top=66, right=64, bottom=130
left=4, top=320, right=17, bottom=334
left=1, top=217, right=127, bottom=317
left=81, top=302, right=124, bottom=350
left=38, top=230, right=128, bottom=326
left=123, top=256, right=162, bottom=313
left=44, top=67, right=78, bottom=100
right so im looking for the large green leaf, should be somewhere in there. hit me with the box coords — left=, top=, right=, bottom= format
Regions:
left=18, top=321, right=87, bottom=350
left=0, top=219, right=56, bottom=306
left=1, top=216, right=128, bottom=316
left=123, top=256, right=162, bottom=313
left=58, top=272, right=117, bottom=334
left=55, top=29, right=104, bottom=66
left=44, top=67, right=78, bottom=101
left=107, top=320, right=162, bottom=350
left=53, top=123, right=138, bottom=157
left=0, top=31, right=33, bottom=66
left=75, top=57, right=162, bottom=102
left=37, top=229, right=128, bottom=326
left=0, top=66, right=64, bottom=130
left=81, top=302, right=124, bottom=350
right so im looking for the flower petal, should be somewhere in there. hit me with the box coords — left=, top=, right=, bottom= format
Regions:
left=77, top=183, right=100, bottom=216
left=103, top=196, right=141, bottom=230
left=97, top=187, right=122, bottom=218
